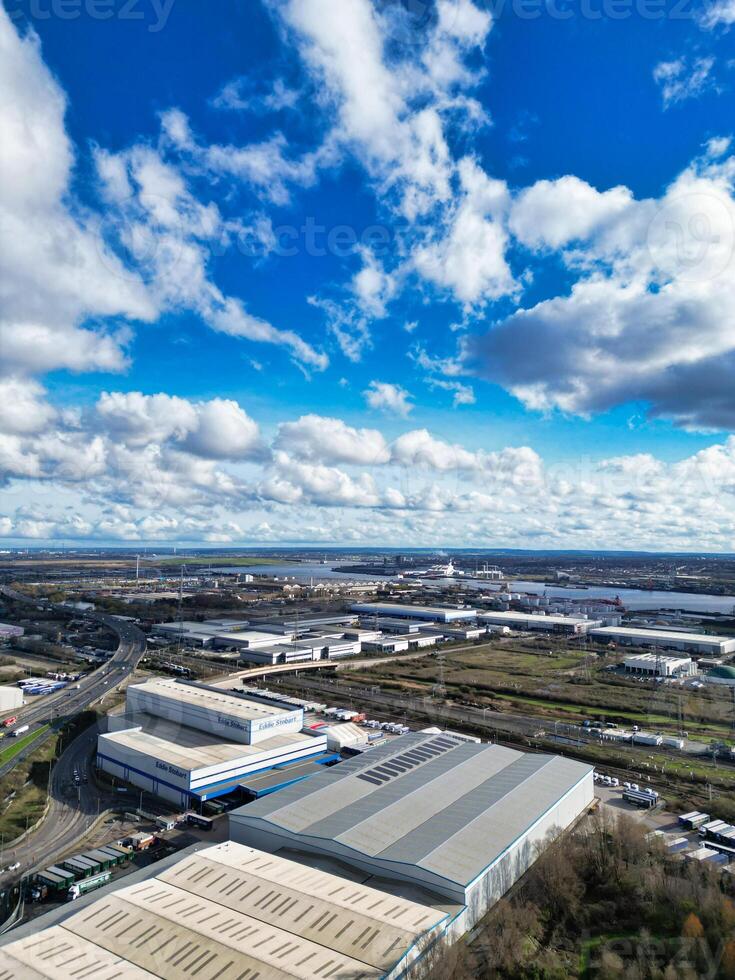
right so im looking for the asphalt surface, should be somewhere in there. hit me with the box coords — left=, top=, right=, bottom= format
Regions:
left=0, top=587, right=146, bottom=780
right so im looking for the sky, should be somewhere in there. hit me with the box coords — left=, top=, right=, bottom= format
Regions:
left=1, top=0, right=735, bottom=550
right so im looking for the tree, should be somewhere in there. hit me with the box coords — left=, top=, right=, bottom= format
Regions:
left=681, top=913, right=704, bottom=940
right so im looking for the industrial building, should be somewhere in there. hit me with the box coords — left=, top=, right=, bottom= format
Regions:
left=704, top=664, right=735, bottom=687
left=0, top=842, right=449, bottom=979
left=478, top=611, right=602, bottom=634
left=0, top=685, right=23, bottom=711
left=230, top=732, right=594, bottom=929
left=127, top=678, right=305, bottom=743
left=622, top=653, right=697, bottom=678
left=0, top=622, right=23, bottom=640
left=97, top=679, right=328, bottom=807
left=588, top=625, right=735, bottom=656
left=351, top=602, right=478, bottom=622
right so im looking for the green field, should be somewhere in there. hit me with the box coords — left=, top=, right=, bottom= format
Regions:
left=344, top=640, right=735, bottom=743
left=0, top=725, right=50, bottom=766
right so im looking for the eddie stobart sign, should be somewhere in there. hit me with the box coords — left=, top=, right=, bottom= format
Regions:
left=155, top=759, right=187, bottom=782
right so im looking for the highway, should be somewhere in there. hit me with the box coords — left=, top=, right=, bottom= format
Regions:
left=0, top=587, right=146, bottom=779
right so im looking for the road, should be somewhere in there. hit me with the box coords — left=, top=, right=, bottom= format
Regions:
left=0, top=587, right=146, bottom=779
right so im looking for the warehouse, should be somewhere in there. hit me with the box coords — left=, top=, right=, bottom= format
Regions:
left=0, top=623, right=23, bottom=640
left=589, top=625, right=735, bottom=656
left=0, top=685, right=23, bottom=711
left=478, top=611, right=602, bottom=634
left=351, top=602, right=477, bottom=622
left=230, top=732, right=593, bottom=929
left=621, top=652, right=697, bottom=678
left=97, top=714, right=327, bottom=806
left=0, top=842, right=449, bottom=979
left=127, top=678, right=304, bottom=743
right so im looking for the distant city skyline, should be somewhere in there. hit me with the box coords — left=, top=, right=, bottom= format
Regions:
left=2, top=1, right=735, bottom=549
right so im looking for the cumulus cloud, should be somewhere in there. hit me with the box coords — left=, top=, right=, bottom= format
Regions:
left=275, top=415, right=390, bottom=464
left=0, top=7, right=153, bottom=378
left=468, top=147, right=735, bottom=429
left=509, top=175, right=633, bottom=251
left=364, top=381, right=414, bottom=417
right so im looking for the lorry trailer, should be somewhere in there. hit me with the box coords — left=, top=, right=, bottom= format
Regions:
left=67, top=870, right=112, bottom=901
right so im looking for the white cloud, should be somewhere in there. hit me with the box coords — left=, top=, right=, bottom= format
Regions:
left=95, top=391, right=262, bottom=460
left=468, top=148, right=735, bottom=428
left=509, top=175, right=633, bottom=250
left=364, top=381, right=414, bottom=417
left=392, top=429, right=479, bottom=470
left=0, top=8, right=153, bottom=379
left=413, top=157, right=514, bottom=305
left=699, top=0, right=735, bottom=29
left=275, top=415, right=390, bottom=465
left=653, top=56, right=717, bottom=108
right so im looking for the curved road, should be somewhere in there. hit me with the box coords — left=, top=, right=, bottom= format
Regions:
left=0, top=587, right=146, bottom=779
left=0, top=724, right=123, bottom=890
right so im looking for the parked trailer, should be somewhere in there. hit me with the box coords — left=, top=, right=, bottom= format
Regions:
left=679, top=812, right=710, bottom=829
left=185, top=812, right=214, bottom=830
left=624, top=789, right=659, bottom=809
left=700, top=819, right=729, bottom=838
left=67, top=870, right=112, bottom=901
left=667, top=837, right=691, bottom=853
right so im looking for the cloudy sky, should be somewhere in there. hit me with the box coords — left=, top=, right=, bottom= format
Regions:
left=2, top=0, right=735, bottom=549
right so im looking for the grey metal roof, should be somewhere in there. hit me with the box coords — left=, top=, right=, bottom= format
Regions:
left=232, top=733, right=592, bottom=889
left=0, top=843, right=447, bottom=979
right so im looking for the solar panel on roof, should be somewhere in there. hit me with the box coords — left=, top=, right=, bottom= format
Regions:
left=357, top=734, right=461, bottom=784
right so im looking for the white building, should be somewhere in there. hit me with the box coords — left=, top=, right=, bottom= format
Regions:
left=0, top=686, right=23, bottom=711
left=351, top=602, right=478, bottom=622
left=589, top=626, right=735, bottom=656
left=478, top=611, right=602, bottom=634
left=0, top=623, right=24, bottom=640
left=127, top=678, right=304, bottom=744
left=622, top=653, right=696, bottom=678
left=97, top=678, right=327, bottom=807
left=230, top=732, right=593, bottom=930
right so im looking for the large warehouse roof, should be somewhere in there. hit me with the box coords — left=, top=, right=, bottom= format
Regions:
left=231, top=733, right=592, bottom=892
left=129, top=677, right=293, bottom=722
left=589, top=626, right=735, bottom=648
left=0, top=842, right=447, bottom=979
left=100, top=715, right=319, bottom=773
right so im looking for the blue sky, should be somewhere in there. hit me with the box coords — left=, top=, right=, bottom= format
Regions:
left=1, top=0, right=735, bottom=548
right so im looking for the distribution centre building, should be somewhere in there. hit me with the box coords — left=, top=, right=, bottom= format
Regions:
left=589, top=626, right=735, bottom=656
left=350, top=602, right=477, bottom=622
left=478, top=611, right=603, bottom=634
left=0, top=841, right=449, bottom=979
left=230, top=731, right=594, bottom=929
left=97, top=679, right=328, bottom=807
left=127, top=678, right=305, bottom=743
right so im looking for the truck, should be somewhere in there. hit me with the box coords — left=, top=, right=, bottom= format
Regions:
left=185, top=812, right=214, bottom=831
left=67, top=870, right=111, bottom=901
left=9, top=725, right=30, bottom=737
left=2, top=717, right=17, bottom=728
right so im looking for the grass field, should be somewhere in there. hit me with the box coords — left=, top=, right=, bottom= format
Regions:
left=344, top=640, right=735, bottom=743
left=0, top=725, right=50, bottom=767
